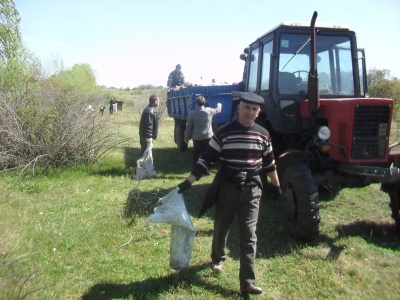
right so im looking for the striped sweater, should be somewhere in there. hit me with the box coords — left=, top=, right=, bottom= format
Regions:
left=191, top=120, right=276, bottom=179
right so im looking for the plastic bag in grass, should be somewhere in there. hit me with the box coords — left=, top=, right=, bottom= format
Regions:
left=148, top=188, right=196, bottom=270
left=135, top=142, right=157, bottom=180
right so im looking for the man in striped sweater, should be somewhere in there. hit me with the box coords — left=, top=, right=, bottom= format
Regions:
left=178, top=92, right=281, bottom=295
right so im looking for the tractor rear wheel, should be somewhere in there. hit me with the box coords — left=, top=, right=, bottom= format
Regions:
left=282, top=164, right=320, bottom=241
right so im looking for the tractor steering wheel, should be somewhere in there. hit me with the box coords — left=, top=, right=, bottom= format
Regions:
left=292, top=70, right=309, bottom=79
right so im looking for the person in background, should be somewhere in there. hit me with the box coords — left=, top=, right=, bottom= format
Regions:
left=184, top=96, right=222, bottom=168
left=177, top=92, right=282, bottom=295
left=99, top=106, right=106, bottom=115
left=167, top=64, right=185, bottom=89
left=139, top=95, right=159, bottom=157
left=109, top=97, right=117, bottom=114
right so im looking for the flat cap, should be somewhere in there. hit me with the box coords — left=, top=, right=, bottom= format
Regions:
left=233, top=92, right=264, bottom=105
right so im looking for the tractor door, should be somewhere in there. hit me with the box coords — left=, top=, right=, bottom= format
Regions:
left=357, top=48, right=367, bottom=97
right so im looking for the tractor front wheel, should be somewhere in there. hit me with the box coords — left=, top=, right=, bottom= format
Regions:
left=281, top=164, right=320, bottom=241
left=381, top=175, right=400, bottom=231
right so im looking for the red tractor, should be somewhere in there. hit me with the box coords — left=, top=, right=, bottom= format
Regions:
left=167, top=12, right=399, bottom=241
left=239, top=12, right=400, bottom=240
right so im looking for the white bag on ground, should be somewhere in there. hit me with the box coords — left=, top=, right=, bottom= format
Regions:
left=135, top=142, right=157, bottom=180
left=148, top=188, right=196, bottom=270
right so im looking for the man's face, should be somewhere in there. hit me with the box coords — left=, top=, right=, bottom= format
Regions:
left=238, top=101, right=260, bottom=126
left=176, top=67, right=181, bottom=73
left=154, top=98, right=160, bottom=107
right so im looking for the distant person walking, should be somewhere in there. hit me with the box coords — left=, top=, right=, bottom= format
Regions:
left=109, top=97, right=117, bottom=114
left=99, top=106, right=106, bottom=115
left=167, top=64, right=185, bottom=89
left=184, top=96, right=222, bottom=167
left=139, top=95, right=160, bottom=157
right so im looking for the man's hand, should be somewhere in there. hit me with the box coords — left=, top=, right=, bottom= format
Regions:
left=177, top=180, right=192, bottom=194
left=272, top=185, right=282, bottom=198
left=146, top=138, right=153, bottom=144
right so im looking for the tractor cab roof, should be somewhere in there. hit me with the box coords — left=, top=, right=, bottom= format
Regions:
left=255, top=21, right=351, bottom=41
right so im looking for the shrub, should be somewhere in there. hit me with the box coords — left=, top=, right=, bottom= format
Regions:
left=0, top=64, right=128, bottom=173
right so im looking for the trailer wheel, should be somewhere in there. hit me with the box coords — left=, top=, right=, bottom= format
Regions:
left=174, top=119, right=188, bottom=152
left=282, top=164, right=320, bottom=241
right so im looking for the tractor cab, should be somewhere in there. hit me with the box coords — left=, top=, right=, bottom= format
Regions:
left=242, top=20, right=367, bottom=135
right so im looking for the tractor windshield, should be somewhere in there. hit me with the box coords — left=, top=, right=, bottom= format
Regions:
left=278, top=33, right=354, bottom=96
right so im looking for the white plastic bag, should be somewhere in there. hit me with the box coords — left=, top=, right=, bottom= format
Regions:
left=148, top=188, right=196, bottom=270
left=135, top=142, right=157, bottom=180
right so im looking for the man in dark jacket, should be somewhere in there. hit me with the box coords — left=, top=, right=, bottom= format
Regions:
left=167, top=64, right=185, bottom=89
left=139, top=95, right=159, bottom=157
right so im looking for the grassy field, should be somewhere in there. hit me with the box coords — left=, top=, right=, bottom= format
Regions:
left=1, top=99, right=400, bottom=300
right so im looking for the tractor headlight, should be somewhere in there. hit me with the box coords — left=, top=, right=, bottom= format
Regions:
left=317, top=126, right=331, bottom=141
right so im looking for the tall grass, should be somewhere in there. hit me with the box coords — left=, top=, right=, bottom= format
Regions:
left=1, top=100, right=399, bottom=299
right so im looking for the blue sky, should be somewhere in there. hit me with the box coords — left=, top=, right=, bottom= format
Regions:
left=14, top=0, right=400, bottom=88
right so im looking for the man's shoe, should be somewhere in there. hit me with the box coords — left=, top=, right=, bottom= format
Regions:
left=211, top=262, right=223, bottom=273
left=241, top=283, right=263, bottom=294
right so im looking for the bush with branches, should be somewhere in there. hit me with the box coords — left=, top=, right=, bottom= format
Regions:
left=0, top=61, right=129, bottom=173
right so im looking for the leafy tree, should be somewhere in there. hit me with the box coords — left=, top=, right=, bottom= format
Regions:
left=369, top=78, right=400, bottom=100
left=367, top=68, right=392, bottom=85
left=50, top=63, right=98, bottom=96
left=0, top=46, right=42, bottom=97
left=368, top=68, right=400, bottom=122
left=0, top=0, right=21, bottom=62
left=0, top=0, right=42, bottom=96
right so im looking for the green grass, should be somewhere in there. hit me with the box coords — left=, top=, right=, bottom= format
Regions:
left=1, top=102, right=400, bottom=300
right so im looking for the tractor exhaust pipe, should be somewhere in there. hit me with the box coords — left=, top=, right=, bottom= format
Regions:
left=308, top=11, right=319, bottom=123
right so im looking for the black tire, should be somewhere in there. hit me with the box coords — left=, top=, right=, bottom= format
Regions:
left=282, top=164, right=320, bottom=241
left=389, top=187, right=400, bottom=231
left=382, top=178, right=400, bottom=231
left=174, top=119, right=188, bottom=152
